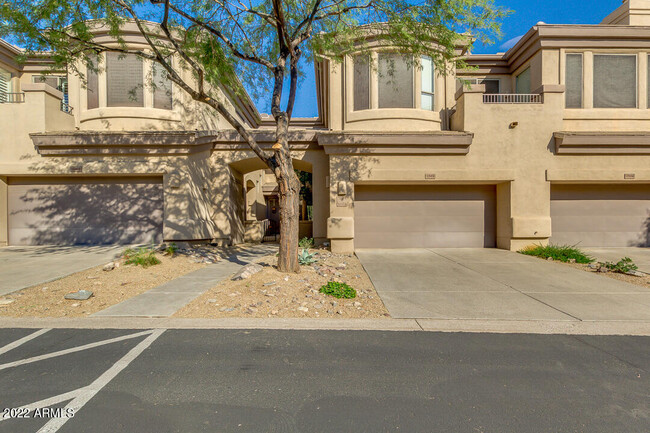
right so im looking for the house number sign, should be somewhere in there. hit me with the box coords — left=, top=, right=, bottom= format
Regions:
left=425, top=173, right=436, bottom=180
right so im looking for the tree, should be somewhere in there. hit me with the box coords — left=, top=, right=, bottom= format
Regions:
left=0, top=0, right=506, bottom=272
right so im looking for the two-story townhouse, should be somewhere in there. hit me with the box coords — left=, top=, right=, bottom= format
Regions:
left=1, top=0, right=649, bottom=254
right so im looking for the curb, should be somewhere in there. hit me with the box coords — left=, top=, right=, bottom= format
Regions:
left=0, top=317, right=649, bottom=335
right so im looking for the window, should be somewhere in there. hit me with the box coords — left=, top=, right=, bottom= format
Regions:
left=378, top=53, right=413, bottom=108
left=153, top=62, right=172, bottom=110
left=353, top=54, right=370, bottom=111
left=515, top=67, right=531, bottom=94
left=106, top=52, right=144, bottom=107
left=0, top=67, right=11, bottom=103
left=86, top=57, right=99, bottom=110
left=33, top=75, right=68, bottom=104
left=456, top=78, right=500, bottom=94
left=421, top=56, right=434, bottom=111
left=565, top=54, right=583, bottom=108
left=593, top=54, right=636, bottom=108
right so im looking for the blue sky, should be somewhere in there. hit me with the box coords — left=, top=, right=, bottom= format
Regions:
left=259, top=0, right=619, bottom=118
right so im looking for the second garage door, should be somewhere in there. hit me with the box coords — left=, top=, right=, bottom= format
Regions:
left=550, top=184, right=650, bottom=247
left=354, top=185, right=496, bottom=249
left=8, top=177, right=164, bottom=246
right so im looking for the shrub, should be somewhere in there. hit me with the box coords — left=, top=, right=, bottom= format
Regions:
left=164, top=242, right=178, bottom=256
left=319, top=281, right=356, bottom=299
left=298, top=249, right=317, bottom=265
left=519, top=244, right=593, bottom=264
left=299, top=237, right=315, bottom=248
left=600, top=257, right=638, bottom=274
left=123, top=246, right=161, bottom=268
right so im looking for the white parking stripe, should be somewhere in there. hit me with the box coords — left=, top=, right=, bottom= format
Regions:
left=0, top=329, right=51, bottom=356
left=36, top=329, right=165, bottom=433
left=0, top=329, right=154, bottom=371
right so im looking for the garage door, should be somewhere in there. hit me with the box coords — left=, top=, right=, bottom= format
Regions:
left=550, top=184, right=650, bottom=247
left=8, top=177, right=164, bottom=246
left=354, top=185, right=496, bottom=249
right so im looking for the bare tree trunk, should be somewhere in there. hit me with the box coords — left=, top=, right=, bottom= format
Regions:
left=273, top=113, right=301, bottom=273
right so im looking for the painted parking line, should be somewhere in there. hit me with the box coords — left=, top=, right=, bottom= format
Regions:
left=0, top=329, right=154, bottom=371
left=36, top=329, right=165, bottom=433
left=0, top=328, right=51, bottom=356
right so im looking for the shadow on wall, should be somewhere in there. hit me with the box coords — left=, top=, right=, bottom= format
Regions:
left=632, top=214, right=650, bottom=247
left=8, top=177, right=164, bottom=246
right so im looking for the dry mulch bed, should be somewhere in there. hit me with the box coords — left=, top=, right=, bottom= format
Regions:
left=0, top=252, right=205, bottom=318
left=174, top=249, right=390, bottom=319
left=562, top=261, right=650, bottom=289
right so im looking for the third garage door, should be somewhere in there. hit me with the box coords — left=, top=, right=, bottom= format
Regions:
left=550, top=184, right=650, bottom=247
left=354, top=185, right=496, bottom=249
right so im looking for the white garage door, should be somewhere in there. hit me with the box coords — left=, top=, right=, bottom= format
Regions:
left=8, top=177, right=164, bottom=246
left=354, top=185, right=496, bottom=249
left=550, top=184, right=650, bottom=247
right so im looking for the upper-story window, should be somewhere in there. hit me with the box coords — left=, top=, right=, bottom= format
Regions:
left=565, top=53, right=583, bottom=108
left=353, top=54, right=370, bottom=111
left=593, top=54, right=636, bottom=108
left=421, top=56, right=435, bottom=111
left=456, top=78, right=500, bottom=94
left=152, top=62, right=173, bottom=110
left=515, top=67, right=531, bottom=94
left=352, top=53, right=435, bottom=111
left=378, top=53, right=413, bottom=108
left=0, top=67, right=11, bottom=102
left=32, top=75, right=68, bottom=104
left=106, top=52, right=144, bottom=107
left=86, top=55, right=99, bottom=110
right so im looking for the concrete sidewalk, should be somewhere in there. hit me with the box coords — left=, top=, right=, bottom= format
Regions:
left=93, top=244, right=277, bottom=317
left=357, top=248, right=650, bottom=322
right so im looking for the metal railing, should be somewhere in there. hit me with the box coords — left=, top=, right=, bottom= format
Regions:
left=483, top=93, right=543, bottom=104
left=60, top=101, right=73, bottom=114
left=0, top=92, right=25, bottom=103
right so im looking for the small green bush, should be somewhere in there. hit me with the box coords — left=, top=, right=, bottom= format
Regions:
left=299, top=237, right=315, bottom=248
left=164, top=242, right=178, bottom=256
left=319, top=281, right=356, bottom=299
left=519, top=244, right=593, bottom=264
left=298, top=249, right=317, bottom=265
left=601, top=257, right=638, bottom=274
left=123, top=246, right=161, bottom=268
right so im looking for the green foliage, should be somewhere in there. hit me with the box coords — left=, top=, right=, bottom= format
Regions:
left=298, top=248, right=317, bottom=265
left=123, top=246, right=161, bottom=268
left=299, top=237, right=314, bottom=248
left=519, top=244, right=593, bottom=264
left=600, top=257, right=638, bottom=274
left=164, top=242, right=178, bottom=256
left=319, top=281, right=357, bottom=299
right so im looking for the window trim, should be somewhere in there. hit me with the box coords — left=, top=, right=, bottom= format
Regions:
left=420, top=56, right=435, bottom=111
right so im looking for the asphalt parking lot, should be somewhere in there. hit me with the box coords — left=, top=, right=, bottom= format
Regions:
left=0, top=328, right=648, bottom=433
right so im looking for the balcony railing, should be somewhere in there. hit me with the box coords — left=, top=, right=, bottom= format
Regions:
left=0, top=92, right=25, bottom=103
left=483, top=94, right=543, bottom=104
left=60, top=101, right=73, bottom=114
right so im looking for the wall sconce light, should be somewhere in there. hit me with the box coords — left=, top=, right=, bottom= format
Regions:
left=509, top=122, right=519, bottom=129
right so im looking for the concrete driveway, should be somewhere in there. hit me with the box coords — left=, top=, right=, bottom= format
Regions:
left=356, top=248, right=650, bottom=321
left=583, top=247, right=650, bottom=273
left=0, top=245, right=123, bottom=296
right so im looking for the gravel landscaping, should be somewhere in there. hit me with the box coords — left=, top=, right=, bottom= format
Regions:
left=174, top=249, right=390, bottom=319
left=563, top=261, right=650, bottom=289
left=0, top=250, right=206, bottom=318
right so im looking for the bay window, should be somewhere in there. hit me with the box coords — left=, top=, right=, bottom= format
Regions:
left=106, top=52, right=144, bottom=107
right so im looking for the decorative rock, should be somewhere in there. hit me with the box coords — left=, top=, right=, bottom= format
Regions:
left=263, top=281, right=277, bottom=286
left=0, top=299, right=15, bottom=306
left=546, top=257, right=554, bottom=262
left=588, top=263, right=599, bottom=269
left=353, top=302, right=362, bottom=307
left=626, top=271, right=646, bottom=277
left=568, top=258, right=576, bottom=264
left=283, top=276, right=290, bottom=281
left=64, top=290, right=93, bottom=300
left=232, top=263, right=264, bottom=280
left=314, top=303, right=323, bottom=309
left=331, top=301, right=338, bottom=307
left=70, top=303, right=80, bottom=307
left=297, top=306, right=309, bottom=313
left=271, top=310, right=279, bottom=315
left=103, top=262, right=116, bottom=271
left=207, top=298, right=218, bottom=303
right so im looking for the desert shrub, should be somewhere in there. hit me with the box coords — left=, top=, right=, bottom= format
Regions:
left=123, top=246, right=161, bottom=268
left=299, top=237, right=315, bottom=248
left=600, top=257, right=638, bottom=274
left=298, top=249, right=317, bottom=265
left=319, top=281, right=356, bottom=299
left=165, top=242, right=178, bottom=256
left=519, top=244, right=593, bottom=264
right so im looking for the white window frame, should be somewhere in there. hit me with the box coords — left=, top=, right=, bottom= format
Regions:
left=420, top=56, right=435, bottom=111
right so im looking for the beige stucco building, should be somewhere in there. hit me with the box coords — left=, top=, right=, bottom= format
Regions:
left=2, top=1, right=650, bottom=253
